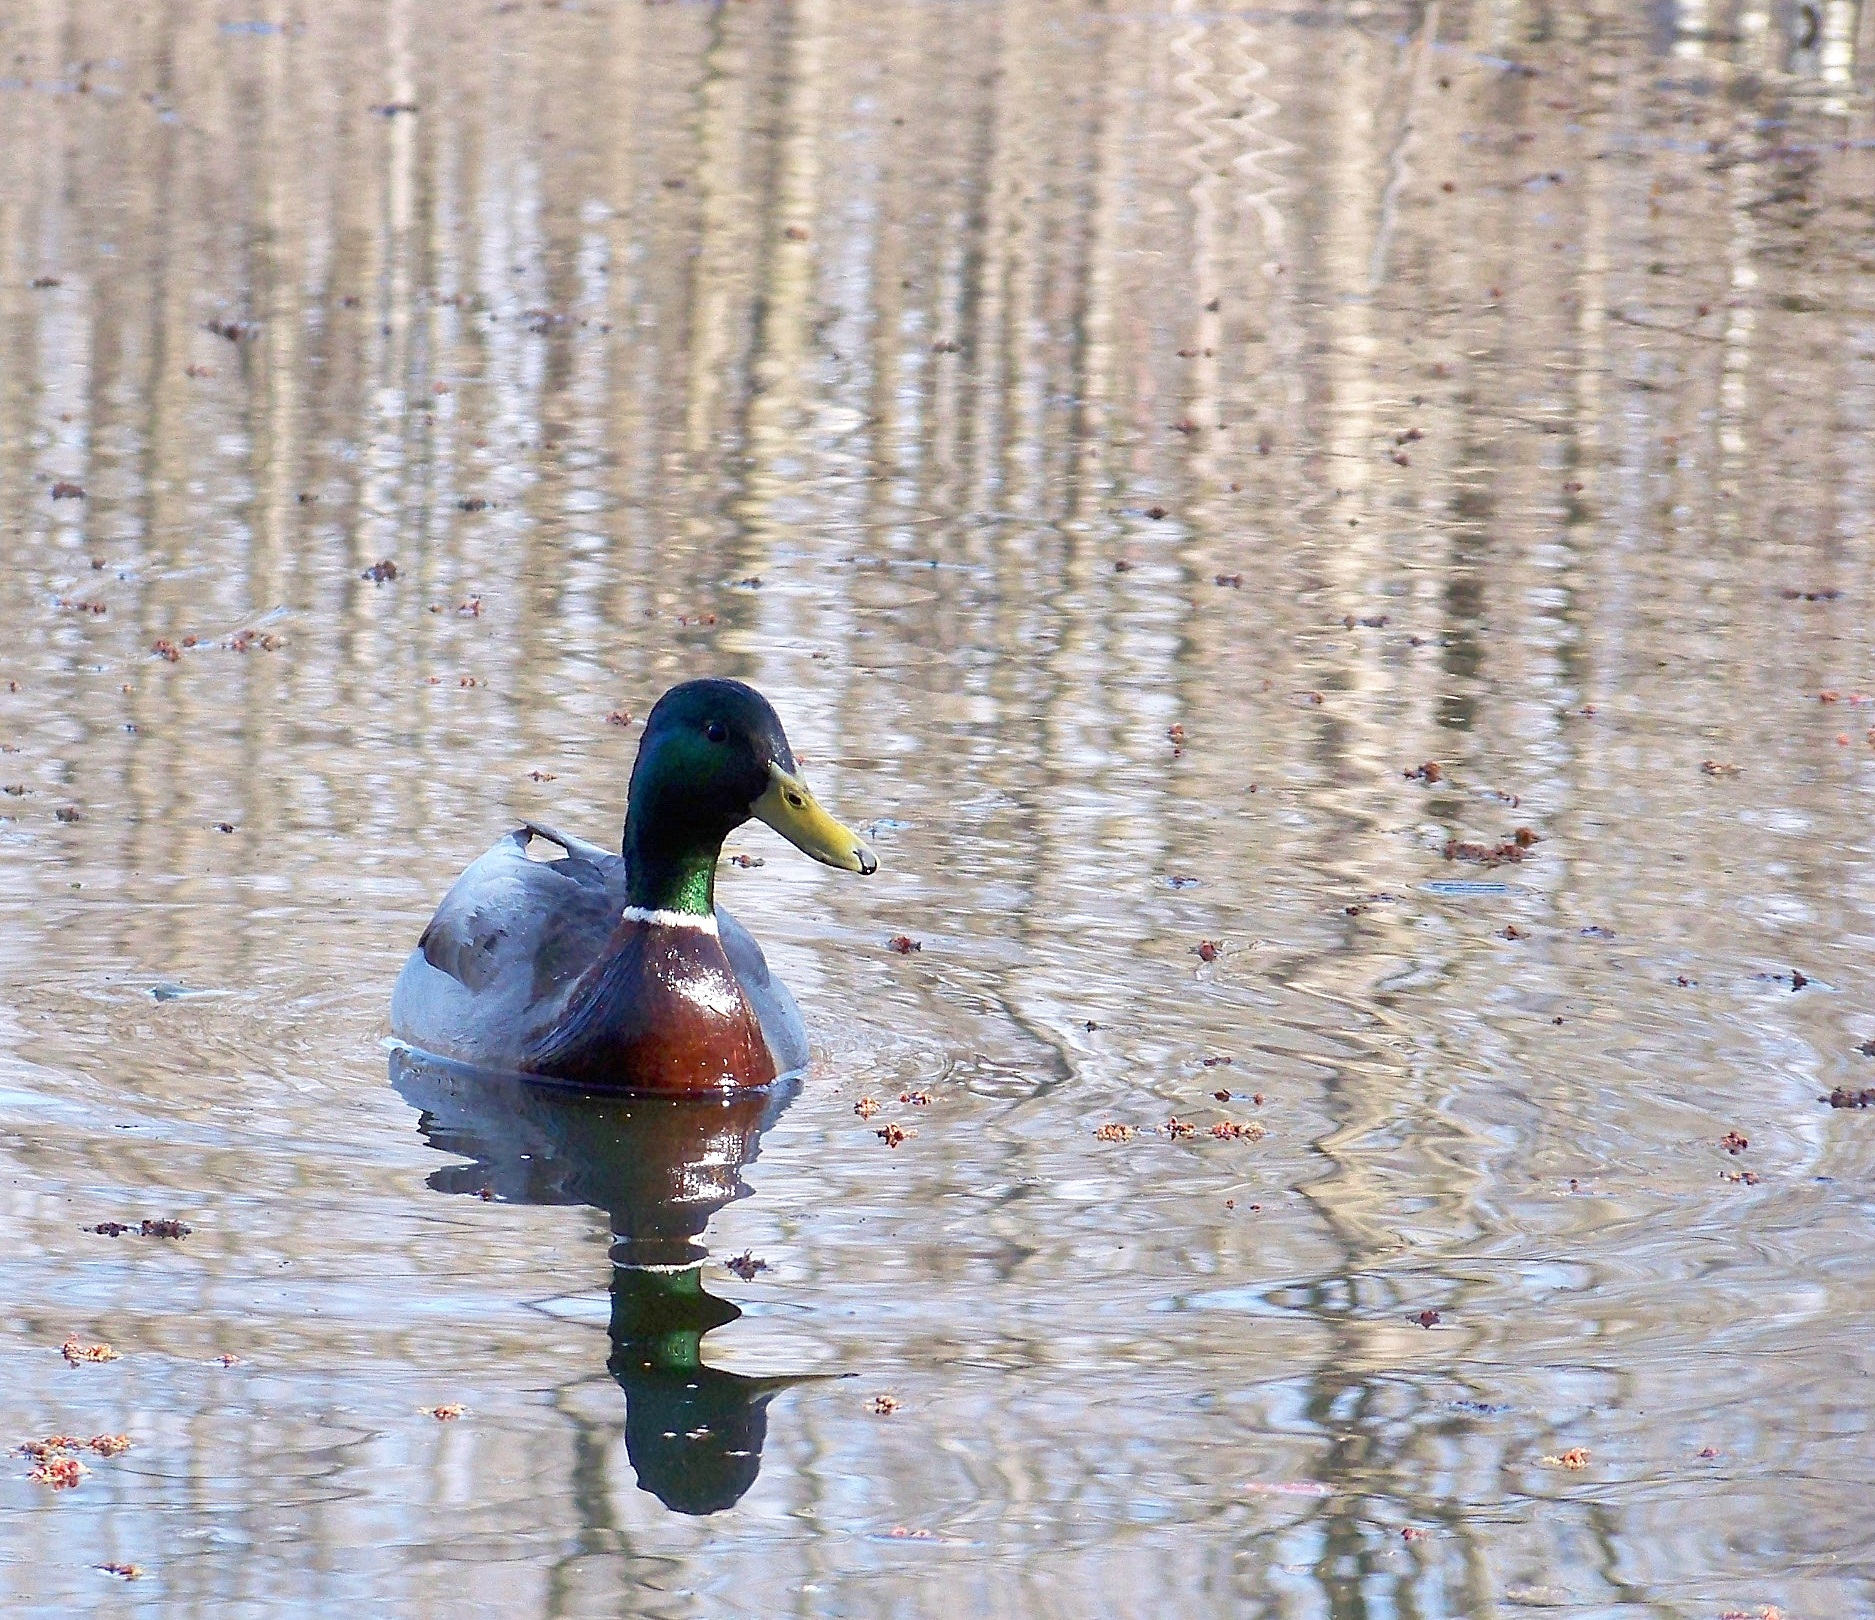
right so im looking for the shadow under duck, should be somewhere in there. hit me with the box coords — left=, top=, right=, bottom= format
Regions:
left=391, top=679, right=876, bottom=1091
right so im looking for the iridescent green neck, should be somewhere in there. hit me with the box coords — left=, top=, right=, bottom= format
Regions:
left=621, top=725, right=753, bottom=916
left=623, top=842, right=719, bottom=915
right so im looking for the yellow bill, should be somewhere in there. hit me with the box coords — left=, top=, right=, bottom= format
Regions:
left=751, top=764, right=878, bottom=874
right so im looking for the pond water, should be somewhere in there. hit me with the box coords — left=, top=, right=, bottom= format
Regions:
left=2, top=1, right=1874, bottom=1615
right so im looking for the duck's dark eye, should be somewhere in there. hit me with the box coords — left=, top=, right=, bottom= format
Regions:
left=705, top=721, right=727, bottom=743
left=785, top=792, right=805, bottom=809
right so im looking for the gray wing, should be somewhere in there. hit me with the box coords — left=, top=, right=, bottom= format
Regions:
left=391, top=824, right=625, bottom=1068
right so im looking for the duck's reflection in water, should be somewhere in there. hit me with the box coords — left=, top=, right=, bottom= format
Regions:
left=391, top=1048, right=820, bottom=1515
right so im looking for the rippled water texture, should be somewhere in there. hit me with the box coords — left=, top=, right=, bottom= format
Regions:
left=3, top=1, right=1874, bottom=1614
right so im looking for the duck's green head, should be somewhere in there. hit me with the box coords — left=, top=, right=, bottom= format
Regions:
left=623, top=678, right=877, bottom=914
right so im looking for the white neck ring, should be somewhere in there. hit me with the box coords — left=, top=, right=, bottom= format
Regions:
left=619, top=905, right=719, bottom=935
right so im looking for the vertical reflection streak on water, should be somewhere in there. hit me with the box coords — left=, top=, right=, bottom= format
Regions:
left=1222, top=15, right=1304, bottom=461
left=1171, top=4, right=1229, bottom=549
left=682, top=4, right=760, bottom=482
left=1062, top=4, right=1125, bottom=528
left=1370, top=1, right=1442, bottom=297
left=998, top=6, right=1128, bottom=1040
left=741, top=0, right=830, bottom=585
left=1006, top=4, right=1127, bottom=1079
left=603, top=0, right=658, bottom=557
left=118, top=14, right=193, bottom=950
left=1269, top=33, right=1443, bottom=1620
left=963, top=5, right=1014, bottom=522
left=361, top=0, right=417, bottom=593
left=540, top=1372, right=631, bottom=1614
left=252, top=10, right=296, bottom=623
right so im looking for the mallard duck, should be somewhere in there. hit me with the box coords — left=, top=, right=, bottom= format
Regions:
left=391, top=678, right=876, bottom=1091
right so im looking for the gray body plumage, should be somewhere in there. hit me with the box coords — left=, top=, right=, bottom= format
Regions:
left=389, top=823, right=809, bottom=1079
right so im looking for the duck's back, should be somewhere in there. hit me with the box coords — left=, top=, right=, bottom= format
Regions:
left=391, top=824, right=808, bottom=1080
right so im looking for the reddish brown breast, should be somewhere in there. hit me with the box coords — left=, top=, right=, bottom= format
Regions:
left=523, top=915, right=779, bottom=1094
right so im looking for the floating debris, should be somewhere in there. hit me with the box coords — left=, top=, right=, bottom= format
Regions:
left=888, top=934, right=921, bottom=954
left=1444, top=828, right=1537, bottom=866
left=28, top=1456, right=87, bottom=1489
left=1209, top=1121, right=1264, bottom=1142
left=876, top=1123, right=911, bottom=1147
left=854, top=1097, right=880, bottom=1119
left=1541, top=1447, right=1591, bottom=1470
left=1093, top=1123, right=1135, bottom=1142
left=61, top=1337, right=118, bottom=1365
left=725, top=1252, right=767, bottom=1280
left=224, top=629, right=283, bottom=653
left=871, top=1395, right=900, bottom=1415
left=361, top=558, right=398, bottom=583
left=430, top=1404, right=464, bottom=1421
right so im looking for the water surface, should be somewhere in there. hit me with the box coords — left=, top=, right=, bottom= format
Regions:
left=2, top=2, right=1874, bottom=1615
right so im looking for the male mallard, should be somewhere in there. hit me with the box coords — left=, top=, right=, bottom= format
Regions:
left=390, top=678, right=876, bottom=1091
